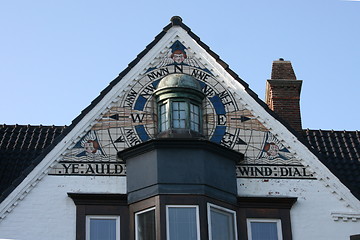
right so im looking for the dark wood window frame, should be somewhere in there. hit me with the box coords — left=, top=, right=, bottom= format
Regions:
left=129, top=194, right=239, bottom=240
left=238, top=197, right=297, bottom=240
left=68, top=193, right=129, bottom=240
left=68, top=194, right=297, bottom=240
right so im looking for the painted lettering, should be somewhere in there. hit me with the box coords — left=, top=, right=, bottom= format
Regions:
left=72, top=164, right=79, bottom=174
left=95, top=164, right=104, bottom=174
left=52, top=163, right=126, bottom=176
left=202, top=84, right=215, bottom=98
left=293, top=168, right=302, bottom=177
left=62, top=164, right=71, bottom=174
left=218, top=90, right=234, bottom=107
left=237, top=166, right=273, bottom=177
left=191, top=69, right=210, bottom=81
left=302, top=167, right=312, bottom=177
left=237, top=166, right=251, bottom=176
left=174, top=64, right=183, bottom=73
left=217, top=114, right=227, bottom=125
left=115, top=164, right=124, bottom=174
left=130, top=113, right=145, bottom=123
left=85, top=164, right=95, bottom=174
left=147, top=68, right=169, bottom=81
left=125, top=89, right=138, bottom=107
left=280, top=167, right=289, bottom=177
left=236, top=165, right=315, bottom=179
left=140, top=84, right=155, bottom=98
left=221, top=131, right=235, bottom=148
left=126, top=128, right=141, bottom=146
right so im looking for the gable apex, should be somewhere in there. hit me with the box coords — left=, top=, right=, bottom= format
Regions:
left=68, top=16, right=257, bottom=131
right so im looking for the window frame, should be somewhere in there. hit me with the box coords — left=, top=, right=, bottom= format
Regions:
left=135, top=207, right=156, bottom=240
left=166, top=205, right=201, bottom=240
left=68, top=193, right=129, bottom=240
left=171, top=101, right=187, bottom=129
left=159, top=102, right=169, bottom=132
left=237, top=197, right=296, bottom=240
left=86, top=215, right=120, bottom=240
left=246, top=218, right=283, bottom=240
left=207, top=203, right=238, bottom=240
left=157, top=99, right=202, bottom=133
left=189, top=103, right=200, bottom=132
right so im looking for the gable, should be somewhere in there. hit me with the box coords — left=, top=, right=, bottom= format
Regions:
left=49, top=27, right=312, bottom=180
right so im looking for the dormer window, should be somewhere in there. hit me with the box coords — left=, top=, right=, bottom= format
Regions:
left=154, top=74, right=205, bottom=138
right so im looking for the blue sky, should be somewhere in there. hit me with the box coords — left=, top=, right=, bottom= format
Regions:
left=1, top=0, right=359, bottom=130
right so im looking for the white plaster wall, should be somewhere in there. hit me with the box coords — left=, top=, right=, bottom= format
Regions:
left=1, top=172, right=359, bottom=240
left=238, top=178, right=360, bottom=240
left=0, top=175, right=126, bottom=240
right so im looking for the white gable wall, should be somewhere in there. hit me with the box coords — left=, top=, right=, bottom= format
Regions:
left=0, top=175, right=358, bottom=240
left=0, top=175, right=126, bottom=240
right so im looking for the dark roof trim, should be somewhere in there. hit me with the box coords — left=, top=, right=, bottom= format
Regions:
left=238, top=196, right=297, bottom=209
left=118, top=138, right=244, bottom=164
left=68, top=193, right=127, bottom=205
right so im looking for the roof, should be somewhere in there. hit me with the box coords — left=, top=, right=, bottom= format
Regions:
left=0, top=124, right=66, bottom=202
left=0, top=16, right=359, bottom=204
left=303, top=129, right=360, bottom=200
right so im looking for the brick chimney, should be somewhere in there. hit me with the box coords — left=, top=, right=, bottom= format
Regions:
left=265, top=58, right=303, bottom=133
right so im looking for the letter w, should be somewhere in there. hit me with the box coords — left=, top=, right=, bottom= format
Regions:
left=131, top=114, right=145, bottom=123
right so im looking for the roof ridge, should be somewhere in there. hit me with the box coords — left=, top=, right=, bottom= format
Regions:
left=304, top=129, right=359, bottom=132
left=0, top=124, right=67, bottom=128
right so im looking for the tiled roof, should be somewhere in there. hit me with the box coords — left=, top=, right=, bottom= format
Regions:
left=303, top=129, right=360, bottom=200
left=0, top=124, right=66, bottom=202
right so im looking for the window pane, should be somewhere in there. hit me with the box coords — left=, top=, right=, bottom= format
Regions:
left=179, top=111, right=186, bottom=119
left=179, top=102, right=186, bottom=109
left=160, top=104, right=168, bottom=131
left=89, top=218, right=117, bottom=240
left=179, top=120, right=186, bottom=128
left=172, top=101, right=187, bottom=129
left=168, top=207, right=199, bottom=240
left=210, top=207, right=235, bottom=240
left=173, top=102, right=178, bottom=110
left=136, top=209, right=156, bottom=240
left=190, top=103, right=200, bottom=132
left=250, top=222, right=278, bottom=240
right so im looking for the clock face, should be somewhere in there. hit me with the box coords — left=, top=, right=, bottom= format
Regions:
left=52, top=40, right=314, bottom=179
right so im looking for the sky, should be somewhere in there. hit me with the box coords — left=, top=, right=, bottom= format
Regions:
left=1, top=0, right=359, bottom=130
